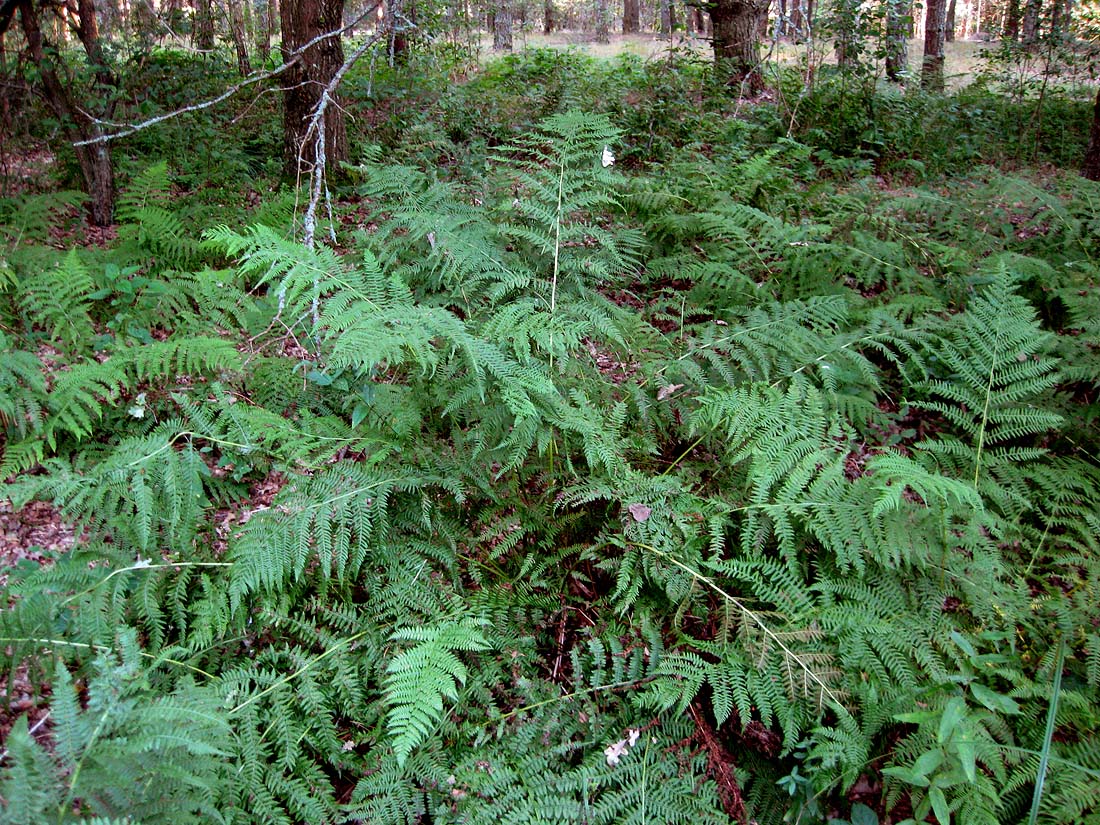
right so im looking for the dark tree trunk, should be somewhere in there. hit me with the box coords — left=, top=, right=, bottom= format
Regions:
left=885, top=0, right=908, bottom=81
left=1084, top=87, right=1100, bottom=181
left=945, top=0, right=955, bottom=40
left=1004, top=0, right=1020, bottom=40
left=193, top=0, right=215, bottom=49
left=17, top=0, right=116, bottom=225
left=280, top=0, right=348, bottom=178
left=493, top=0, right=512, bottom=50
left=544, top=0, right=554, bottom=33
left=709, top=0, right=767, bottom=94
left=622, top=0, right=639, bottom=31
left=921, top=0, right=946, bottom=91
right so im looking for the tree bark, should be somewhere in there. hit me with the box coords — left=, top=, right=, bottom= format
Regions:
left=944, top=0, right=955, bottom=41
left=595, top=0, right=610, bottom=41
left=493, top=0, right=512, bottom=50
left=17, top=0, right=116, bottom=225
left=709, top=0, right=767, bottom=94
left=227, top=0, right=253, bottom=74
left=921, top=0, right=946, bottom=91
left=1083, top=86, right=1100, bottom=181
left=622, top=0, right=639, bottom=31
left=834, top=0, right=861, bottom=69
left=544, top=0, right=554, bottom=33
left=789, top=0, right=802, bottom=38
left=193, top=0, right=215, bottom=49
left=280, top=0, right=348, bottom=179
left=885, top=0, right=908, bottom=81
left=1021, top=0, right=1040, bottom=45
left=1004, top=0, right=1020, bottom=40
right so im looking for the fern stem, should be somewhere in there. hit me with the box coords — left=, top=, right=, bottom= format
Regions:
left=0, top=637, right=219, bottom=680
left=548, top=157, right=565, bottom=372
left=229, top=628, right=371, bottom=716
left=626, top=541, right=845, bottom=710
left=973, top=326, right=1002, bottom=486
left=58, top=562, right=233, bottom=608
left=1027, top=634, right=1065, bottom=825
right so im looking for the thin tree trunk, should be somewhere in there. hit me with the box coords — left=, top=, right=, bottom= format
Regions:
left=18, top=0, right=116, bottom=224
left=834, top=0, right=860, bottom=68
left=789, top=0, right=802, bottom=38
left=1083, top=86, right=1100, bottom=181
left=921, top=0, right=946, bottom=91
left=227, top=0, right=252, bottom=74
left=885, top=0, right=908, bottom=81
left=1021, top=0, right=1041, bottom=45
left=1004, top=0, right=1020, bottom=40
left=596, top=0, right=610, bottom=41
left=193, top=0, right=215, bottom=48
left=944, top=0, right=955, bottom=41
left=493, top=0, right=512, bottom=50
left=280, top=0, right=347, bottom=178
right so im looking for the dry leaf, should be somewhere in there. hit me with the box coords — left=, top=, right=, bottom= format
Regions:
left=657, top=383, right=684, bottom=401
left=628, top=503, right=652, bottom=522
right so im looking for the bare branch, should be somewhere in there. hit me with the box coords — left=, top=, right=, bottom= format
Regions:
left=72, top=2, right=383, bottom=147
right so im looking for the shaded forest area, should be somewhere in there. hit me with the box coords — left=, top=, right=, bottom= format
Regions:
left=0, top=1, right=1098, bottom=823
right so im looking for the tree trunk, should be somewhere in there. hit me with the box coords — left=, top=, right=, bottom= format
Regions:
left=921, top=0, right=946, bottom=91
left=710, top=0, right=767, bottom=94
left=17, top=0, right=116, bottom=225
left=1083, top=86, right=1100, bottom=181
left=885, top=0, right=908, bottom=81
left=227, top=0, right=253, bottom=74
left=789, top=0, right=802, bottom=38
left=193, top=0, right=215, bottom=49
left=622, top=0, right=639, bottom=31
left=1021, top=0, right=1040, bottom=45
left=280, top=0, right=348, bottom=179
left=834, top=0, right=860, bottom=69
left=544, top=0, right=554, bottom=33
left=596, top=0, right=610, bottom=41
left=493, top=0, right=512, bottom=50
left=1004, top=0, right=1020, bottom=40
left=944, top=0, right=955, bottom=40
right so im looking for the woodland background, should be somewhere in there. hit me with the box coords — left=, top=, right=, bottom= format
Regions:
left=0, top=0, right=1098, bottom=824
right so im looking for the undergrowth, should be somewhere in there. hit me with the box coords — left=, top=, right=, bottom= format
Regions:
left=0, top=59, right=1098, bottom=825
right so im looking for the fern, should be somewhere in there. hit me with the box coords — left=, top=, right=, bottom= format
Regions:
left=0, top=632, right=230, bottom=825
left=384, top=619, right=491, bottom=766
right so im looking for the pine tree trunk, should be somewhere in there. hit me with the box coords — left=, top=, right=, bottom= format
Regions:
left=596, top=0, right=611, bottom=41
left=834, top=0, right=860, bottom=68
left=193, top=0, right=215, bottom=49
left=789, top=0, right=802, bottom=38
left=227, top=0, right=253, bottom=74
left=1021, top=0, right=1040, bottom=45
left=1004, top=0, right=1020, bottom=40
left=710, top=0, right=767, bottom=94
left=944, top=0, right=955, bottom=41
left=921, top=0, right=946, bottom=91
left=544, top=0, right=555, bottom=33
left=281, top=0, right=348, bottom=178
left=18, top=0, right=116, bottom=225
left=885, top=0, right=908, bottom=81
left=1083, top=86, right=1100, bottom=181
left=493, top=0, right=512, bottom=50
left=622, top=0, right=639, bottom=32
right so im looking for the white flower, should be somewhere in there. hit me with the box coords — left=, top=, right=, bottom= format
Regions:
left=601, top=146, right=615, bottom=168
